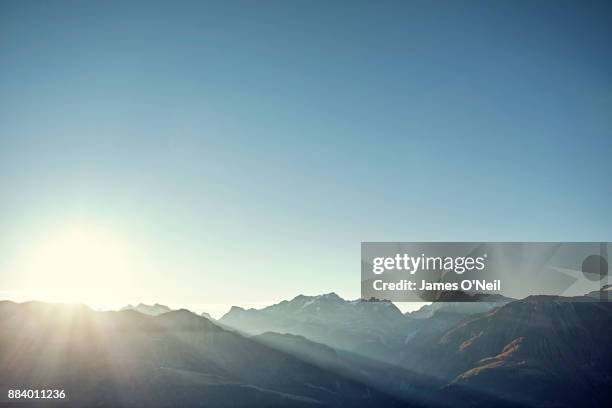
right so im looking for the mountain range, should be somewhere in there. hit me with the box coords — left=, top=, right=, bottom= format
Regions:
left=1, top=291, right=610, bottom=407
left=219, top=292, right=611, bottom=407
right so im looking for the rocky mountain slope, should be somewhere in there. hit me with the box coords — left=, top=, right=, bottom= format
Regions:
left=404, top=296, right=612, bottom=407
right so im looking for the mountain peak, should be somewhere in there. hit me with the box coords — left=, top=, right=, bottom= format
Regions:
left=120, top=303, right=172, bottom=316
left=290, top=292, right=344, bottom=303
left=317, top=292, right=343, bottom=301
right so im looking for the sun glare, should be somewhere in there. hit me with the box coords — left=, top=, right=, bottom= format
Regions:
left=16, top=224, right=138, bottom=307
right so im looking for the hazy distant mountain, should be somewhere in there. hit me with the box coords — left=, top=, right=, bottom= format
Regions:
left=0, top=300, right=413, bottom=407
left=403, top=296, right=612, bottom=407
left=200, top=311, right=214, bottom=320
left=407, top=295, right=513, bottom=320
left=585, top=283, right=612, bottom=300
left=120, top=302, right=172, bottom=316
left=402, top=295, right=514, bottom=343
left=220, top=293, right=413, bottom=363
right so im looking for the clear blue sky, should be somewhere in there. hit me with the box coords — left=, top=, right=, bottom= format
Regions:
left=1, top=1, right=611, bottom=315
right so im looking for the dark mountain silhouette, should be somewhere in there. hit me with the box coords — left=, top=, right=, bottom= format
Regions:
left=402, top=296, right=612, bottom=407
left=0, top=301, right=413, bottom=407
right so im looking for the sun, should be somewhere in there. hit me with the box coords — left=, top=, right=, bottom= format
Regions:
left=16, top=223, right=138, bottom=307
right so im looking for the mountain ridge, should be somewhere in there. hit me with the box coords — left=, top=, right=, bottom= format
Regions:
left=120, top=302, right=173, bottom=316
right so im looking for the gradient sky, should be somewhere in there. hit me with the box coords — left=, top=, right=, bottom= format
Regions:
left=1, top=1, right=611, bottom=317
